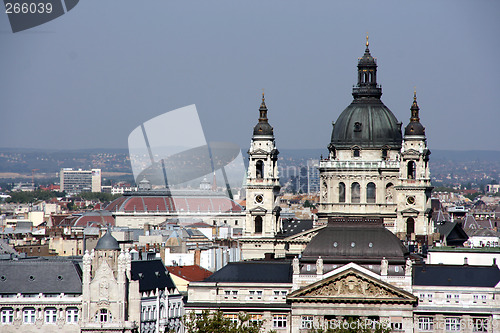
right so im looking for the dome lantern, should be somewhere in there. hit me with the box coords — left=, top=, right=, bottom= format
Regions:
left=329, top=37, right=402, bottom=150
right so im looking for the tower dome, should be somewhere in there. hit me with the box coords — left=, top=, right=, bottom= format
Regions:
left=95, top=230, right=120, bottom=251
left=253, top=93, right=274, bottom=137
left=404, top=91, right=425, bottom=136
left=330, top=37, right=402, bottom=150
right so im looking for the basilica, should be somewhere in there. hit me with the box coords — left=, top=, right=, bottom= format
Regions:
left=240, top=37, right=434, bottom=259
left=186, top=39, right=500, bottom=333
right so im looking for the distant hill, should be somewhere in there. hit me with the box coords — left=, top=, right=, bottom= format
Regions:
left=0, top=147, right=499, bottom=178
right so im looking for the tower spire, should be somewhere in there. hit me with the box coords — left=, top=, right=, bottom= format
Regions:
left=259, top=90, right=268, bottom=122
left=410, top=89, right=420, bottom=122
left=366, top=33, right=369, bottom=48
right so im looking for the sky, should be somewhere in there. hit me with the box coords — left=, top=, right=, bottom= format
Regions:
left=0, top=0, right=499, bottom=153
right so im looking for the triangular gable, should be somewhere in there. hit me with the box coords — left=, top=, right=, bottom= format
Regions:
left=250, top=148, right=269, bottom=155
left=402, top=149, right=420, bottom=156
left=288, top=267, right=417, bottom=304
left=401, top=208, right=420, bottom=215
left=249, top=206, right=267, bottom=214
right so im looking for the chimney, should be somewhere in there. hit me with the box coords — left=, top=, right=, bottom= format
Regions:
left=264, top=253, right=275, bottom=260
left=194, top=248, right=201, bottom=266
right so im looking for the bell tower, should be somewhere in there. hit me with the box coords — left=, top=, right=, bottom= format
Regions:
left=244, top=93, right=281, bottom=237
left=396, top=91, right=433, bottom=242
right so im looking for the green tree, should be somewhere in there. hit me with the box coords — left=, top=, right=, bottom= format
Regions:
left=304, top=200, right=316, bottom=209
left=78, top=192, right=121, bottom=202
left=183, top=310, right=263, bottom=333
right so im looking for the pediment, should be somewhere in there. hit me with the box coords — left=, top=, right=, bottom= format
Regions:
left=249, top=206, right=267, bottom=214
left=251, top=148, right=269, bottom=155
left=288, top=267, right=417, bottom=304
left=285, top=225, right=326, bottom=242
left=403, top=149, right=420, bottom=156
left=401, top=208, right=420, bottom=215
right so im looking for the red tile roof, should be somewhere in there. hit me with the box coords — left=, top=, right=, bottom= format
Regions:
left=166, top=265, right=213, bottom=282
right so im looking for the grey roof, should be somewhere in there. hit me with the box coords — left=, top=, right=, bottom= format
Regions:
left=0, top=239, right=16, bottom=255
left=413, top=264, right=500, bottom=287
left=301, top=220, right=408, bottom=263
left=95, top=231, right=120, bottom=251
left=204, top=261, right=292, bottom=283
left=469, top=228, right=500, bottom=238
left=131, top=259, right=177, bottom=292
left=277, top=219, right=314, bottom=238
left=0, top=258, right=82, bottom=294
left=436, top=221, right=469, bottom=246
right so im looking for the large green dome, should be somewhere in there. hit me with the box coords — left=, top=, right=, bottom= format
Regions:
left=331, top=99, right=402, bottom=149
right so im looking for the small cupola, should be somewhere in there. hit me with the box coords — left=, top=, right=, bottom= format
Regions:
left=404, top=91, right=426, bottom=136
left=253, top=92, right=274, bottom=137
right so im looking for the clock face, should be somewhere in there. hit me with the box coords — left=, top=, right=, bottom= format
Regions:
left=255, top=194, right=264, bottom=204
left=407, top=196, right=415, bottom=205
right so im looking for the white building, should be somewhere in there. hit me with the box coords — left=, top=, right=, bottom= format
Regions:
left=60, top=168, right=101, bottom=194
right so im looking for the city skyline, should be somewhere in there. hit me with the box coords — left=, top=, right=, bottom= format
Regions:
left=1, top=1, right=499, bottom=152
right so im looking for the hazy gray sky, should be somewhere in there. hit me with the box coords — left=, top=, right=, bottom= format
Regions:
left=1, top=0, right=499, bottom=152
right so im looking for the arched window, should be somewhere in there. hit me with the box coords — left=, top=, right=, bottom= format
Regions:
left=406, top=218, right=415, bottom=235
left=407, top=161, right=416, bottom=179
left=1, top=308, right=13, bottom=324
left=66, top=308, right=78, bottom=323
left=99, top=309, right=109, bottom=323
left=351, top=183, right=360, bottom=203
left=44, top=308, right=57, bottom=324
left=339, top=182, right=346, bottom=203
left=256, top=160, right=264, bottom=179
left=23, top=308, right=36, bottom=324
left=255, top=216, right=263, bottom=234
left=367, top=182, right=376, bottom=203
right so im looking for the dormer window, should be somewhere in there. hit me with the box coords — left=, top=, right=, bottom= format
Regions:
left=353, top=147, right=360, bottom=158
left=382, top=148, right=388, bottom=160
left=354, top=122, right=362, bottom=132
